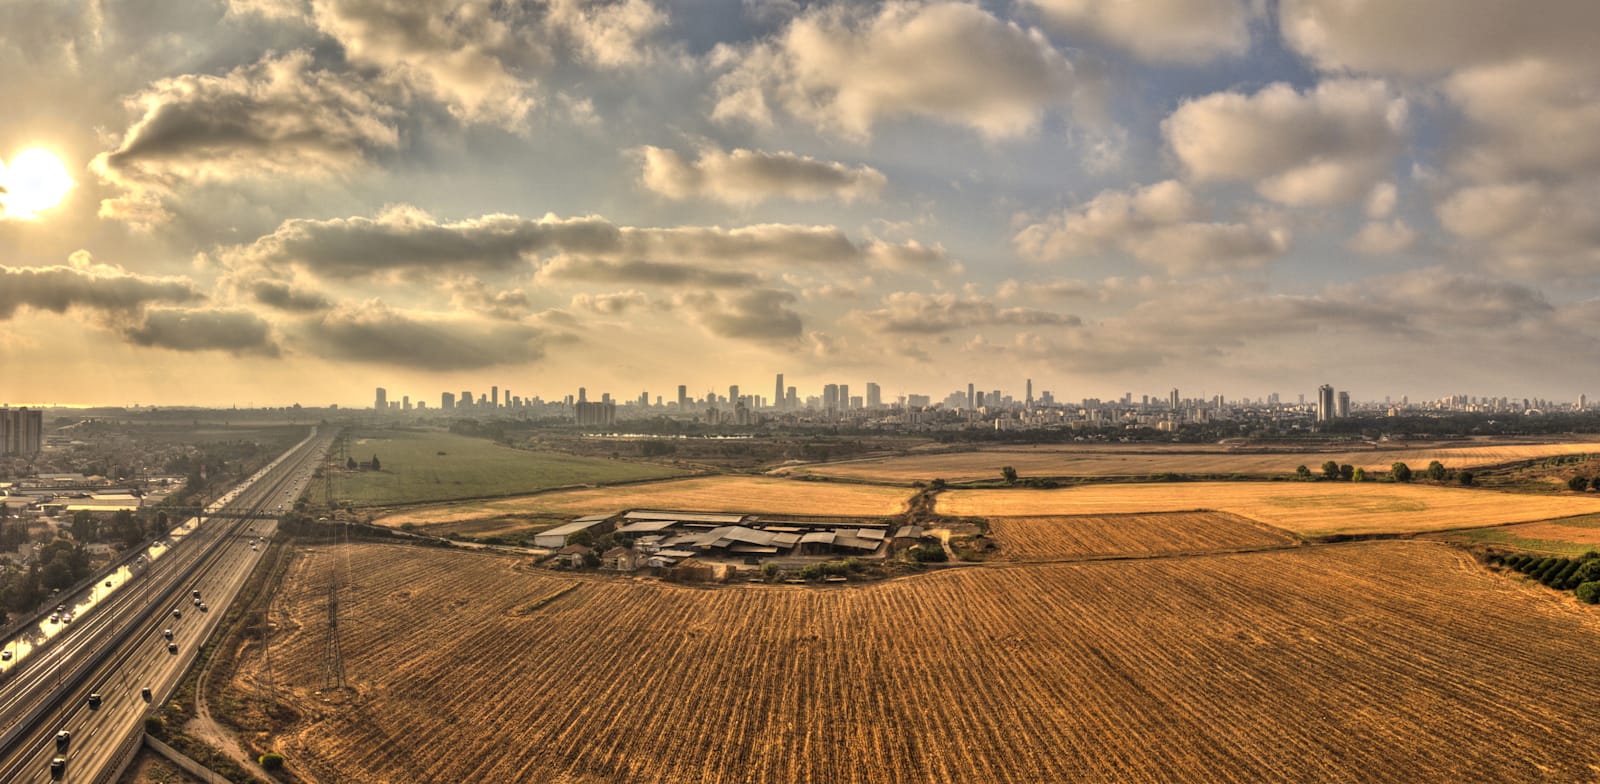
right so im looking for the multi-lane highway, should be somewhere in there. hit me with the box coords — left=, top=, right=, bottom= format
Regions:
left=0, top=427, right=333, bottom=784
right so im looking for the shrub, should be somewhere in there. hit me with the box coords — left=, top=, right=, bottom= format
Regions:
left=1295, top=465, right=1312, bottom=480
left=1576, top=581, right=1600, bottom=604
left=1352, top=467, right=1366, bottom=482
left=143, top=716, right=164, bottom=736
left=259, top=753, right=285, bottom=771
left=1391, top=462, right=1412, bottom=482
left=910, top=544, right=948, bottom=563
left=1427, top=460, right=1447, bottom=481
left=1458, top=471, right=1474, bottom=486
left=1339, top=464, right=1354, bottom=481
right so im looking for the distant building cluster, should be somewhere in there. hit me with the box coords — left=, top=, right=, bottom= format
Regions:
left=359, top=377, right=1597, bottom=434
left=0, top=406, right=44, bottom=456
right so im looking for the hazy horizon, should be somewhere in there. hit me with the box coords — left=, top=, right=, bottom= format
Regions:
left=4, top=1, right=1599, bottom=407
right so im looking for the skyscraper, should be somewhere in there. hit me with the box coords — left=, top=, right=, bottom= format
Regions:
left=774, top=373, right=784, bottom=410
left=1318, top=384, right=1336, bottom=422
left=823, top=384, right=839, bottom=414
left=677, top=385, right=688, bottom=410
left=1336, top=390, right=1350, bottom=418
left=491, top=385, right=499, bottom=408
left=1170, top=388, right=1179, bottom=410
left=967, top=383, right=975, bottom=409
left=1026, top=379, right=1033, bottom=407
left=729, top=385, right=739, bottom=405
left=839, top=384, right=850, bottom=410
left=866, top=382, right=881, bottom=409
left=0, top=407, right=43, bottom=456
left=375, top=387, right=387, bottom=412
left=441, top=392, right=455, bottom=410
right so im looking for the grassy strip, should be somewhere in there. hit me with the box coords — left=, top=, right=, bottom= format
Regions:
left=514, top=584, right=581, bottom=615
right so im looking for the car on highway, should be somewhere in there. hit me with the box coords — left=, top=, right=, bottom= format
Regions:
left=167, top=642, right=179, bottom=654
left=141, top=686, right=152, bottom=701
left=1, top=650, right=10, bottom=661
left=50, top=756, right=65, bottom=779
left=199, top=602, right=209, bottom=612
left=55, top=730, right=69, bottom=751
left=192, top=589, right=201, bottom=599
left=163, top=628, right=173, bottom=640
left=172, top=609, right=182, bottom=619
left=49, top=613, right=59, bottom=623
left=86, top=693, right=101, bottom=709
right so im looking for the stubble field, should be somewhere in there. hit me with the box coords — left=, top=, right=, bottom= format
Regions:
left=937, top=482, right=1600, bottom=537
left=984, top=512, right=1298, bottom=561
left=792, top=441, right=1600, bottom=482
left=371, top=476, right=914, bottom=528
left=229, top=541, right=1600, bottom=783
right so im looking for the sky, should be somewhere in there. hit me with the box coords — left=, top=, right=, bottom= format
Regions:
left=2, top=0, right=1599, bottom=407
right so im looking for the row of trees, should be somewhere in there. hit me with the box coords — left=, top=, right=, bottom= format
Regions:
left=0, top=538, right=95, bottom=621
left=1294, top=460, right=1471, bottom=485
left=1491, top=552, right=1600, bottom=603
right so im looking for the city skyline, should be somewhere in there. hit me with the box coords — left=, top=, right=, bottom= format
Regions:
left=5, top=2, right=1600, bottom=405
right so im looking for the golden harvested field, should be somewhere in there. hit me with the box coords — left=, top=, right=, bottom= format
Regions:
left=371, top=476, right=912, bottom=528
left=985, top=512, right=1298, bottom=561
left=937, top=482, right=1600, bottom=537
left=231, top=542, right=1600, bottom=783
left=795, top=441, right=1600, bottom=482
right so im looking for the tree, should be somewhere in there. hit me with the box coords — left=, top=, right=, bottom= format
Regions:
left=1000, top=466, right=1018, bottom=485
left=1295, top=465, right=1312, bottom=480
left=1570, top=476, right=1591, bottom=492
left=1458, top=471, right=1474, bottom=486
left=1339, top=464, right=1354, bottom=481
left=70, top=511, right=97, bottom=543
left=1426, top=460, right=1447, bottom=481
left=1352, top=467, right=1366, bottom=482
left=1322, top=460, right=1341, bottom=480
left=346, top=456, right=357, bottom=470
left=370, top=454, right=381, bottom=471
left=111, top=510, right=143, bottom=547
left=1391, top=462, right=1412, bottom=482
left=1576, top=581, right=1600, bottom=604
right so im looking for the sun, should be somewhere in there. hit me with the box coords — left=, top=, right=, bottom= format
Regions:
left=0, top=148, right=74, bottom=220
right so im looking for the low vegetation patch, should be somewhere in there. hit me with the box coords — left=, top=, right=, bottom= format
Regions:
left=1489, top=551, right=1600, bottom=603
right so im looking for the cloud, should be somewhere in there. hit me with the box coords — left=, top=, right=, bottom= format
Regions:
left=297, top=300, right=549, bottom=370
left=444, top=278, right=534, bottom=319
left=852, top=291, right=1078, bottom=334
left=309, top=0, right=665, bottom=129
left=228, top=205, right=940, bottom=282
left=1163, top=79, right=1406, bottom=206
left=539, top=256, right=760, bottom=288
left=1347, top=219, right=1415, bottom=256
left=1436, top=181, right=1600, bottom=277
left=1013, top=180, right=1288, bottom=273
left=91, top=50, right=400, bottom=228
left=674, top=289, right=803, bottom=341
left=0, top=253, right=202, bottom=319
left=1024, top=0, right=1258, bottom=64
left=248, top=280, right=332, bottom=312
left=710, top=1, right=1075, bottom=140
left=570, top=290, right=651, bottom=315
left=637, top=145, right=885, bottom=205
left=124, top=307, right=280, bottom=356
left=1279, top=0, right=1600, bottom=78
left=864, top=240, right=958, bottom=274
left=1443, top=58, right=1600, bottom=184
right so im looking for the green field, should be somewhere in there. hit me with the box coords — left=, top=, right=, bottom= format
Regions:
left=326, top=429, right=686, bottom=506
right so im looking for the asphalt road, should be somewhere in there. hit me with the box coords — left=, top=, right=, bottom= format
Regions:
left=0, top=428, right=333, bottom=784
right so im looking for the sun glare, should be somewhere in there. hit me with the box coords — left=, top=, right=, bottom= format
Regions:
left=0, top=148, right=74, bottom=219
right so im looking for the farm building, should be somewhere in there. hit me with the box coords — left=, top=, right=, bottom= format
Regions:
left=601, top=547, right=639, bottom=571
left=555, top=544, right=593, bottom=568
left=891, top=525, right=926, bottom=552
left=534, top=515, right=613, bottom=549
left=581, top=509, right=895, bottom=562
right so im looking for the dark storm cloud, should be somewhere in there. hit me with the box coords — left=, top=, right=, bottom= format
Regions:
left=124, top=307, right=280, bottom=356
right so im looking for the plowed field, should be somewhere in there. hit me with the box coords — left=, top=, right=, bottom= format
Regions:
left=230, top=541, right=1600, bottom=783
left=985, top=512, right=1298, bottom=561
left=792, top=441, right=1600, bottom=482
left=937, top=482, right=1600, bottom=537
left=372, top=476, right=913, bottom=529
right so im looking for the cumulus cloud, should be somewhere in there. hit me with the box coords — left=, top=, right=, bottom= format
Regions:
left=1025, top=0, right=1257, bottom=64
left=309, top=0, right=664, bottom=129
left=1279, top=0, right=1600, bottom=77
left=124, top=307, right=280, bottom=356
left=1436, top=181, right=1600, bottom=277
left=1348, top=219, right=1415, bottom=256
left=444, top=278, right=534, bottom=319
left=1443, top=59, right=1600, bottom=183
left=247, top=280, right=332, bottom=313
left=852, top=291, right=1078, bottom=334
left=1163, top=79, right=1406, bottom=206
left=297, top=300, right=550, bottom=369
left=710, top=1, right=1075, bottom=140
left=1013, top=180, right=1288, bottom=273
left=674, top=289, right=803, bottom=341
left=0, top=253, right=201, bottom=319
left=91, top=50, right=400, bottom=228
left=637, top=145, right=885, bottom=205
left=227, top=205, right=944, bottom=282
left=570, top=290, right=651, bottom=314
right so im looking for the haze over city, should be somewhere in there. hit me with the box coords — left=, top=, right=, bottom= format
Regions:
left=3, top=0, right=1598, bottom=406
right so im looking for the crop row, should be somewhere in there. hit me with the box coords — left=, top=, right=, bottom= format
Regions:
left=1489, top=551, right=1600, bottom=602
left=984, top=512, right=1295, bottom=561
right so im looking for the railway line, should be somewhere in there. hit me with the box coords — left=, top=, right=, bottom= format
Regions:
left=0, top=427, right=333, bottom=783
